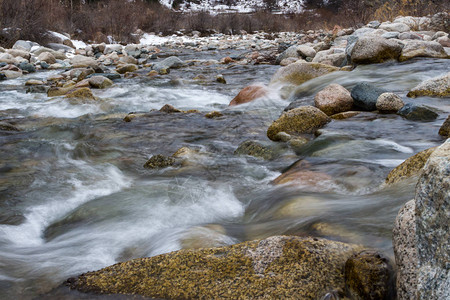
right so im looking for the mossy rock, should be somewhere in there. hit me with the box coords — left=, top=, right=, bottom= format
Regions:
left=143, top=154, right=176, bottom=169
left=407, top=73, right=450, bottom=98
left=64, top=88, right=96, bottom=101
left=267, top=106, right=330, bottom=141
left=344, top=250, right=395, bottom=300
left=269, top=62, right=338, bottom=87
left=116, top=64, right=138, bottom=74
left=47, top=86, right=72, bottom=97
left=205, top=111, right=223, bottom=118
left=234, top=140, right=275, bottom=160
left=385, top=147, right=437, bottom=184
left=65, top=236, right=363, bottom=299
left=439, top=115, right=450, bottom=137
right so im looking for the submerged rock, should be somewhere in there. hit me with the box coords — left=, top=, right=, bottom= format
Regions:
left=344, top=250, right=395, bottom=300
left=65, top=236, right=363, bottom=299
left=229, top=85, right=269, bottom=106
left=314, top=83, right=353, bottom=116
left=267, top=106, right=330, bottom=141
left=385, top=147, right=436, bottom=185
left=351, top=82, right=387, bottom=111
left=407, top=73, right=450, bottom=98
left=438, top=115, right=450, bottom=137
left=415, top=140, right=450, bottom=300
left=234, top=140, right=275, bottom=160
left=397, top=104, right=438, bottom=121
left=143, top=154, right=176, bottom=169
left=393, top=200, right=418, bottom=300
left=269, top=62, right=338, bottom=87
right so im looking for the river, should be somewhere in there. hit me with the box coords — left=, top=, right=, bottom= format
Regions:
left=0, top=49, right=448, bottom=299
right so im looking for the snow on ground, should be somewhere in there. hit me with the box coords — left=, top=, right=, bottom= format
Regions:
left=48, top=31, right=86, bottom=49
left=159, top=0, right=304, bottom=14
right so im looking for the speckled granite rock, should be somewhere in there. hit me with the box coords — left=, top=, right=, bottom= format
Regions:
left=415, top=140, right=450, bottom=300
left=269, top=62, right=338, bottom=87
left=439, top=115, right=450, bottom=137
left=65, top=236, right=363, bottom=299
left=407, top=73, right=450, bottom=98
left=385, top=147, right=436, bottom=184
left=393, top=200, right=418, bottom=300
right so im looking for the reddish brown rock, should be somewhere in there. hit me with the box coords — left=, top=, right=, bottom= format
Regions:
left=229, top=85, right=269, bottom=106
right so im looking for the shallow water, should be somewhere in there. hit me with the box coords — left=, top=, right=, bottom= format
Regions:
left=0, top=52, right=448, bottom=299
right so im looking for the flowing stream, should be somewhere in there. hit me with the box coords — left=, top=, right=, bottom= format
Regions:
left=0, top=49, right=448, bottom=299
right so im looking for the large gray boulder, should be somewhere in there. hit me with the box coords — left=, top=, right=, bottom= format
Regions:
left=415, top=140, right=450, bottom=299
left=379, top=22, right=411, bottom=32
left=393, top=200, right=418, bottom=300
left=399, top=40, right=447, bottom=61
left=350, top=36, right=402, bottom=64
left=152, top=56, right=185, bottom=72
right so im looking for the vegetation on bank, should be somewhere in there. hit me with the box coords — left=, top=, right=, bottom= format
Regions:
left=0, top=0, right=448, bottom=47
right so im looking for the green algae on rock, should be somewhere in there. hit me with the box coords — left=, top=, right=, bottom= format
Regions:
left=65, top=236, right=363, bottom=299
left=269, top=62, right=338, bottom=87
left=267, top=106, right=330, bottom=141
left=385, top=147, right=437, bottom=185
left=143, top=154, right=176, bottom=169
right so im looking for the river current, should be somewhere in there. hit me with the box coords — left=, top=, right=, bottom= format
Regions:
left=0, top=49, right=448, bottom=299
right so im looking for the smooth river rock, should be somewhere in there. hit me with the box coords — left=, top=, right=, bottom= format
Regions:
left=314, top=83, right=353, bottom=116
left=399, top=40, right=447, bottom=61
left=269, top=62, right=338, bottom=87
left=229, top=85, right=269, bottom=106
left=351, top=82, right=387, bottom=111
left=415, top=139, right=450, bottom=300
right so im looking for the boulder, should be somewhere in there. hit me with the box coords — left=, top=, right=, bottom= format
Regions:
left=143, top=154, right=176, bottom=169
left=116, top=64, right=138, bottom=74
left=160, top=104, right=181, bottom=113
left=152, top=56, right=184, bottom=72
left=32, top=47, right=67, bottom=60
left=399, top=41, right=447, bottom=62
left=314, top=83, right=353, bottom=116
left=267, top=106, right=330, bottom=141
left=276, top=45, right=316, bottom=64
left=65, top=236, right=363, bottom=299
left=379, top=22, right=411, bottom=32
left=18, top=62, right=36, bottom=73
left=88, top=76, right=113, bottom=89
left=385, top=147, right=436, bottom=185
left=438, top=115, right=450, bottom=137
left=71, top=55, right=98, bottom=68
left=397, top=104, right=438, bottom=121
left=344, top=250, right=395, bottom=300
left=0, top=53, right=16, bottom=64
left=119, top=55, right=138, bottom=65
left=234, top=140, right=275, bottom=160
left=205, top=111, right=223, bottom=118
left=312, top=49, right=346, bottom=67
left=269, top=62, right=338, bottom=87
left=351, top=82, right=387, bottom=111
left=393, top=200, right=418, bottom=300
left=407, top=73, right=450, bottom=98
left=415, top=140, right=450, bottom=299
left=229, top=85, right=269, bottom=106
left=65, top=88, right=95, bottom=101
left=350, top=36, right=402, bottom=64
left=12, top=40, right=34, bottom=51
left=25, top=79, right=44, bottom=86
left=376, top=92, right=404, bottom=113
left=398, top=32, right=422, bottom=40
left=6, top=49, right=31, bottom=60
left=0, top=70, right=22, bottom=79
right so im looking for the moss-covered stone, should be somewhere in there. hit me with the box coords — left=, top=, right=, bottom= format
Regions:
left=269, top=62, right=338, bottom=87
left=64, top=87, right=96, bottom=101
left=438, top=115, right=450, bottom=137
left=385, top=147, right=436, bottom=184
left=234, top=140, right=275, bottom=160
left=205, top=111, right=223, bottom=118
left=65, top=236, right=362, bottom=299
left=267, top=106, right=330, bottom=141
left=116, top=64, right=138, bottom=74
left=47, top=86, right=72, bottom=97
left=344, top=250, right=395, bottom=300
left=143, top=154, right=176, bottom=169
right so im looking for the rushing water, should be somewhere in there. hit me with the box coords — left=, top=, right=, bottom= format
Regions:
left=0, top=50, right=448, bottom=299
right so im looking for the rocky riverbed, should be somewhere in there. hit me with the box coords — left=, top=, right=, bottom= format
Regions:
left=0, top=12, right=449, bottom=300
